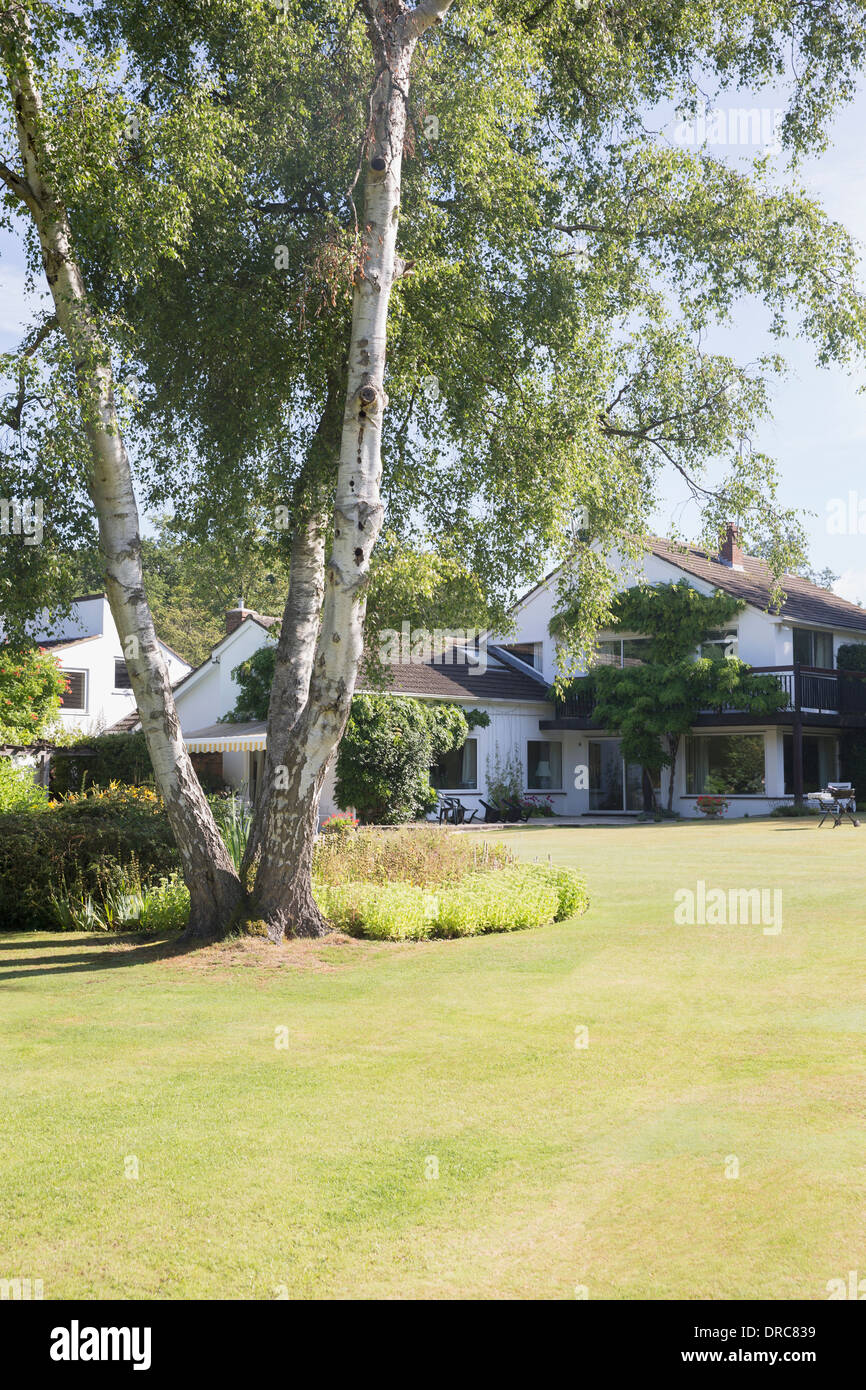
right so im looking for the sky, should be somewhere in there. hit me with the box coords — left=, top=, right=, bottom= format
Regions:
left=2, top=60, right=866, bottom=605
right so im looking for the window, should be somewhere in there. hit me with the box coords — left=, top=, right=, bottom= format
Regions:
left=114, top=658, right=133, bottom=690
left=527, top=740, right=562, bottom=790
left=685, top=734, right=765, bottom=795
left=589, top=739, right=659, bottom=812
left=431, top=738, right=477, bottom=790
left=793, top=628, right=833, bottom=669
left=699, top=628, right=739, bottom=662
left=591, top=637, right=650, bottom=668
left=500, top=642, right=540, bottom=670
left=593, top=640, right=621, bottom=667
left=60, top=670, right=87, bottom=712
left=783, top=734, right=836, bottom=794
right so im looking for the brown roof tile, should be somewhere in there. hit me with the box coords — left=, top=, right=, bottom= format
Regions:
left=649, top=539, right=866, bottom=635
left=366, top=659, right=549, bottom=703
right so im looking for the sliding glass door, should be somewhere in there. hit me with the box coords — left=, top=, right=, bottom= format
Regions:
left=589, top=739, right=657, bottom=812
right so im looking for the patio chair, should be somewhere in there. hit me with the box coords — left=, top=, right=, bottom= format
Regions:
left=479, top=799, right=509, bottom=823
left=438, top=796, right=458, bottom=825
left=448, top=798, right=478, bottom=825
left=505, top=798, right=532, bottom=823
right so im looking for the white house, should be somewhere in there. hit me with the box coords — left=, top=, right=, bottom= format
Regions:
left=25, top=593, right=191, bottom=736
left=158, top=528, right=866, bottom=819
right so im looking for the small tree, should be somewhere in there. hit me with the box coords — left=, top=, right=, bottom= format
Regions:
left=335, top=694, right=468, bottom=825
left=0, top=647, right=67, bottom=743
left=587, top=582, right=788, bottom=810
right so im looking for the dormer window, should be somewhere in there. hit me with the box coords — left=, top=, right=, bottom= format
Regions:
left=499, top=642, right=541, bottom=670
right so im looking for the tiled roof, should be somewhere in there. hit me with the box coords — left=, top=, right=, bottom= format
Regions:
left=104, top=711, right=141, bottom=733
left=35, top=635, right=100, bottom=650
left=649, top=539, right=866, bottom=635
left=367, top=658, right=550, bottom=703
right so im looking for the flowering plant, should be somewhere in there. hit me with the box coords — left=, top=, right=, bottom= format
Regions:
left=320, top=811, right=359, bottom=835
left=696, top=795, right=728, bottom=818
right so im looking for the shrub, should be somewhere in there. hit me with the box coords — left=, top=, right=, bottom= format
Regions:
left=50, top=732, right=153, bottom=794
left=0, top=645, right=67, bottom=741
left=0, top=758, right=49, bottom=813
left=315, top=881, right=438, bottom=940
left=769, top=801, right=819, bottom=818
left=314, top=863, right=588, bottom=940
left=486, top=746, right=523, bottom=805
left=335, top=693, right=468, bottom=824
left=696, top=795, right=728, bottom=818
left=0, top=785, right=178, bottom=929
left=837, top=644, right=866, bottom=672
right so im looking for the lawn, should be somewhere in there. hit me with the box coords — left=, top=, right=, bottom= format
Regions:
left=2, top=819, right=865, bottom=1300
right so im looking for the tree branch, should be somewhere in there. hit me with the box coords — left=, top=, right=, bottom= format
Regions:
left=0, top=158, right=41, bottom=215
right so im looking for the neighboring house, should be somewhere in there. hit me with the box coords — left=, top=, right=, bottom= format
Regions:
left=24, top=593, right=191, bottom=735
left=175, top=526, right=866, bottom=819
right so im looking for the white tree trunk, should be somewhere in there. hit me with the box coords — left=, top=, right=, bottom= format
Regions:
left=2, top=24, right=242, bottom=937
left=242, top=369, right=345, bottom=879
left=254, top=0, right=454, bottom=937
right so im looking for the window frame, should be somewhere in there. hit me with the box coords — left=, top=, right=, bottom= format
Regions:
left=430, top=737, right=478, bottom=792
left=59, top=668, right=88, bottom=713
left=526, top=740, right=563, bottom=791
left=684, top=732, right=767, bottom=797
left=113, top=657, right=133, bottom=691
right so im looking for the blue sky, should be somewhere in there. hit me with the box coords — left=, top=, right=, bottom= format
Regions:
left=2, top=71, right=866, bottom=602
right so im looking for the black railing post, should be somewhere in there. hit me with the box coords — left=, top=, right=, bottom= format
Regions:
left=792, top=664, right=804, bottom=806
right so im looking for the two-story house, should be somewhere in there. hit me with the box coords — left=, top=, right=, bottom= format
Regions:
left=173, top=527, right=866, bottom=819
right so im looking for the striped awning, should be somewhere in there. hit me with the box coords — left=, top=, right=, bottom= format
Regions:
left=183, top=723, right=268, bottom=754
left=185, top=735, right=267, bottom=753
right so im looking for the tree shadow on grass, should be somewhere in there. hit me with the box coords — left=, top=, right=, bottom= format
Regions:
left=0, top=931, right=203, bottom=982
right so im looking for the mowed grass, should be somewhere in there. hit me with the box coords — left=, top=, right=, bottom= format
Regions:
left=2, top=819, right=866, bottom=1300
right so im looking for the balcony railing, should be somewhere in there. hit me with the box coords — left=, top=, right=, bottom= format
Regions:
left=553, top=665, right=866, bottom=721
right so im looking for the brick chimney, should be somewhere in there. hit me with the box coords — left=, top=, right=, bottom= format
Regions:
left=719, top=522, right=744, bottom=570
left=225, top=598, right=253, bottom=635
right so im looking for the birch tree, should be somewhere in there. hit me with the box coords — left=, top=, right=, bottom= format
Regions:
left=0, top=1, right=243, bottom=935
left=7, top=1, right=866, bottom=940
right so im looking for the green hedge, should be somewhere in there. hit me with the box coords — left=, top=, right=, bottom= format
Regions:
left=314, top=864, right=588, bottom=940
left=837, top=644, right=866, bottom=672
left=50, top=732, right=153, bottom=794
left=0, top=787, right=179, bottom=930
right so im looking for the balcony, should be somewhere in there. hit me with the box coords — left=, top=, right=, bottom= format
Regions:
left=545, top=665, right=866, bottom=728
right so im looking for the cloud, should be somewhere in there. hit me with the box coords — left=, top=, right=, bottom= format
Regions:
left=834, top=569, right=866, bottom=608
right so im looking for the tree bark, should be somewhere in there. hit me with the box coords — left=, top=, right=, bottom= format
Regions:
left=666, top=734, right=680, bottom=813
left=253, top=1, right=454, bottom=938
left=1, top=18, right=242, bottom=939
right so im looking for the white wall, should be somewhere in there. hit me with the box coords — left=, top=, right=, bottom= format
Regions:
left=173, top=619, right=276, bottom=735
left=28, top=597, right=190, bottom=735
